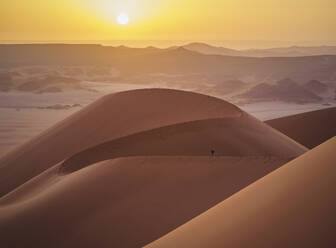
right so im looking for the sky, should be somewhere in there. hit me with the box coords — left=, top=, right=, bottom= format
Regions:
left=1, top=0, right=336, bottom=48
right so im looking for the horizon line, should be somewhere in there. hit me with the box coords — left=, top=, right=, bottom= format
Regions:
left=1, top=40, right=336, bottom=50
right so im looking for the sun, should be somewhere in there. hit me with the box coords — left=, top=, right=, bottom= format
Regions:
left=117, top=13, right=129, bottom=25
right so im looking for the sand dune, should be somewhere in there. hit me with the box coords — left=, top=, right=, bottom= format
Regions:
left=0, top=156, right=289, bottom=248
left=266, top=107, right=336, bottom=148
left=0, top=88, right=306, bottom=196
left=0, top=88, right=310, bottom=247
left=146, top=137, right=336, bottom=248
left=0, top=88, right=241, bottom=196
left=60, top=117, right=305, bottom=174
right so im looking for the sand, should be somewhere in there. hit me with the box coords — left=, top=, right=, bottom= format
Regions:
left=0, top=88, right=312, bottom=247
left=0, top=89, right=306, bottom=196
left=266, top=107, right=336, bottom=148
left=146, top=137, right=336, bottom=248
left=0, top=156, right=289, bottom=248
left=60, top=117, right=306, bottom=174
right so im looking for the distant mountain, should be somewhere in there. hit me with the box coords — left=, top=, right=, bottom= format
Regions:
left=116, top=48, right=336, bottom=82
left=238, top=78, right=323, bottom=103
left=1, top=44, right=336, bottom=83
left=183, top=42, right=336, bottom=57
left=303, top=80, right=329, bottom=95
left=244, top=46, right=336, bottom=57
left=0, top=44, right=163, bottom=67
left=16, top=75, right=82, bottom=93
left=183, top=43, right=241, bottom=56
left=0, top=72, right=13, bottom=92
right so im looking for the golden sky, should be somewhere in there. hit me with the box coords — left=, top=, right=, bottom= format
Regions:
left=1, top=0, right=335, bottom=47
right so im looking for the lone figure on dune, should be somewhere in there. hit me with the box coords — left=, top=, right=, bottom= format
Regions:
left=211, top=149, right=215, bottom=156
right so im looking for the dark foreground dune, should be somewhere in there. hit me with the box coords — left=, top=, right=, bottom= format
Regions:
left=266, top=107, right=336, bottom=148
left=146, top=137, right=336, bottom=248
left=0, top=88, right=308, bottom=247
left=0, top=156, right=289, bottom=248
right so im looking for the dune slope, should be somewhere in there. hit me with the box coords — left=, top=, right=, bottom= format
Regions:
left=0, top=88, right=312, bottom=247
left=0, top=88, right=241, bottom=196
left=266, top=107, right=336, bottom=148
left=60, top=117, right=305, bottom=174
left=0, top=88, right=306, bottom=196
left=0, top=156, right=289, bottom=248
left=146, top=137, right=336, bottom=248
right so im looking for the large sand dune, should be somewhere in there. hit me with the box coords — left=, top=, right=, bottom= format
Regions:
left=0, top=88, right=242, bottom=196
left=0, top=88, right=310, bottom=247
left=266, top=107, right=336, bottom=148
left=0, top=89, right=306, bottom=196
left=0, top=156, right=289, bottom=248
left=60, top=117, right=305, bottom=174
left=146, top=137, right=336, bottom=248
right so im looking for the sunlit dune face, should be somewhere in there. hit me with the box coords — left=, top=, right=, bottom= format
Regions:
left=117, top=13, right=129, bottom=25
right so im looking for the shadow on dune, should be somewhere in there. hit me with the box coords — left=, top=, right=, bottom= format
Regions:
left=0, top=88, right=310, bottom=248
left=60, top=116, right=306, bottom=174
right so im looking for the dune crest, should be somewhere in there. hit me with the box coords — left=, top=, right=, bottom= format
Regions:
left=0, top=88, right=306, bottom=196
left=59, top=117, right=305, bottom=174
left=0, top=88, right=309, bottom=247
left=0, top=88, right=241, bottom=196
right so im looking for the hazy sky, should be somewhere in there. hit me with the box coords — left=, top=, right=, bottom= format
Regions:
left=1, top=0, right=335, bottom=48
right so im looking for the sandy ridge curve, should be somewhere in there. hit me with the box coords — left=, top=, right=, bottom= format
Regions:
left=0, top=88, right=243, bottom=196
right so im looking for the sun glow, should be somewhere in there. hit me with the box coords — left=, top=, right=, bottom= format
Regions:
left=117, top=13, right=129, bottom=25
left=1, top=0, right=336, bottom=43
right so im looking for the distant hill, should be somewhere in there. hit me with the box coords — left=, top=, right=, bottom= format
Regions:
left=116, top=47, right=336, bottom=82
left=1, top=44, right=336, bottom=82
left=183, top=42, right=336, bottom=57
left=245, top=45, right=336, bottom=57
left=237, top=78, right=323, bottom=103
left=0, top=44, right=163, bottom=67
left=16, top=75, right=82, bottom=93
left=0, top=72, right=13, bottom=92
left=303, top=80, right=329, bottom=95
left=183, top=43, right=241, bottom=57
